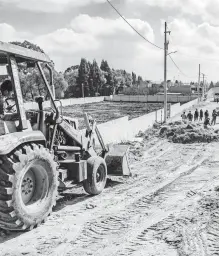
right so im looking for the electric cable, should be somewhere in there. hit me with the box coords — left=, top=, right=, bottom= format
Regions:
left=106, top=0, right=163, bottom=50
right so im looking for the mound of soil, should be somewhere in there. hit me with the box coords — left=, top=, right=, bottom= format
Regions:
left=158, top=121, right=219, bottom=144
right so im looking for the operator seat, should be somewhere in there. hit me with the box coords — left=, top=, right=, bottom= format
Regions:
left=34, top=96, right=47, bottom=137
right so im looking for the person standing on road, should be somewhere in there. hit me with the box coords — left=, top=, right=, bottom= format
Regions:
left=199, top=109, right=203, bottom=121
left=204, top=117, right=211, bottom=129
left=204, top=110, right=209, bottom=121
left=194, top=109, right=199, bottom=121
left=181, top=111, right=187, bottom=121
left=187, top=111, right=193, bottom=122
left=211, top=109, right=217, bottom=126
left=217, top=98, right=219, bottom=104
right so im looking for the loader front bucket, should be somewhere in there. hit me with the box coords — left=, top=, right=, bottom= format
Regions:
left=105, top=144, right=131, bottom=177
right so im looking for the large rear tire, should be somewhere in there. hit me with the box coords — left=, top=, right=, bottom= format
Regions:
left=83, top=156, right=107, bottom=195
left=0, top=143, right=58, bottom=231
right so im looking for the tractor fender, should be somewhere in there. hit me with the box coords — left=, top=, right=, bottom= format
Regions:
left=0, top=130, right=46, bottom=155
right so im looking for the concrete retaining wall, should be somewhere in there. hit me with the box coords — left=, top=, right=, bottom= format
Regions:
left=179, top=98, right=199, bottom=111
left=104, top=95, right=197, bottom=103
left=24, top=97, right=104, bottom=110
left=170, top=103, right=181, bottom=117
left=24, top=95, right=198, bottom=144
left=81, top=116, right=129, bottom=146
left=86, top=98, right=200, bottom=144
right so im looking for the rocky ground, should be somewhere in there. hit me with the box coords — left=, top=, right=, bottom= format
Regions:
left=1, top=101, right=219, bottom=256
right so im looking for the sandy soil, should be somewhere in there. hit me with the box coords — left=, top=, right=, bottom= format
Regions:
left=1, top=100, right=219, bottom=256
left=62, top=101, right=163, bottom=129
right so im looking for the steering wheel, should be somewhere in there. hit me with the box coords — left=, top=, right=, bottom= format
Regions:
left=4, top=97, right=16, bottom=113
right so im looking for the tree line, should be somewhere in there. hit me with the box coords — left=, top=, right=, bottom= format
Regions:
left=6, top=41, right=144, bottom=100
left=64, top=58, right=144, bottom=98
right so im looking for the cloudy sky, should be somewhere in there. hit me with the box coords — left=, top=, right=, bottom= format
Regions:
left=0, top=0, right=219, bottom=82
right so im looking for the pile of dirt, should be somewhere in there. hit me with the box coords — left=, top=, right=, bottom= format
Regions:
left=158, top=120, right=219, bottom=144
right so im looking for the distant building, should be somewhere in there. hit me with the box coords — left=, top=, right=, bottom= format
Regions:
left=168, top=85, right=191, bottom=95
left=191, top=82, right=203, bottom=94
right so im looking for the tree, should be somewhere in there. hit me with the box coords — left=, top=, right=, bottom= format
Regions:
left=11, top=40, right=69, bottom=99
left=209, top=81, right=214, bottom=89
left=10, top=40, right=45, bottom=53
left=100, top=60, right=106, bottom=71
left=64, top=69, right=78, bottom=98
left=124, top=72, right=132, bottom=87
left=53, top=71, right=68, bottom=98
left=65, top=65, right=79, bottom=73
left=77, top=58, right=90, bottom=97
left=100, top=60, right=114, bottom=86
left=132, top=72, right=137, bottom=86
left=90, top=60, right=105, bottom=96
left=137, top=76, right=143, bottom=86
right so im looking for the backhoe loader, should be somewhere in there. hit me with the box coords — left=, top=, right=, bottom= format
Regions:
left=0, top=41, right=130, bottom=231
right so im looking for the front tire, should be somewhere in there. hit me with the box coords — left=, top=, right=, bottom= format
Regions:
left=83, top=156, right=107, bottom=195
left=0, top=143, right=58, bottom=231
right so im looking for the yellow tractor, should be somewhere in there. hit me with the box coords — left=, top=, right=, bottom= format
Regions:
left=0, top=41, right=130, bottom=231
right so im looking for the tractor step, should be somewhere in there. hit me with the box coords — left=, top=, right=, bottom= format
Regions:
left=59, top=159, right=76, bottom=164
left=55, top=145, right=81, bottom=152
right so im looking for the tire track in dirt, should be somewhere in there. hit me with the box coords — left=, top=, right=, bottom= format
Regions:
left=45, top=144, right=211, bottom=256
left=0, top=142, right=213, bottom=256
left=63, top=147, right=210, bottom=256
left=112, top=165, right=219, bottom=256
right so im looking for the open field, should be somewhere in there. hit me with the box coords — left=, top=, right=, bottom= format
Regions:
left=1, top=101, right=219, bottom=256
left=62, top=101, right=164, bottom=129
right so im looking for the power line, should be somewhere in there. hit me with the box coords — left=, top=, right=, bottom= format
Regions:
left=178, top=51, right=219, bottom=63
left=168, top=30, right=219, bottom=63
left=106, top=0, right=163, bottom=50
left=168, top=54, right=197, bottom=79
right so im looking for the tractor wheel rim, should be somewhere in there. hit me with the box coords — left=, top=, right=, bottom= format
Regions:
left=96, top=165, right=104, bottom=183
left=20, top=160, right=50, bottom=209
left=21, top=169, right=36, bottom=205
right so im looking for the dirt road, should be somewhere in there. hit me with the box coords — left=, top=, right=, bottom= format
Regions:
left=1, top=101, right=219, bottom=256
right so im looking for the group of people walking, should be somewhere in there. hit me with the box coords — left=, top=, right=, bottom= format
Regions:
left=181, top=108, right=218, bottom=128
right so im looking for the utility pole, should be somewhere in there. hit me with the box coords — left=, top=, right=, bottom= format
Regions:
left=201, top=73, right=206, bottom=99
left=164, top=21, right=170, bottom=122
left=82, top=83, right=84, bottom=98
left=198, top=64, right=200, bottom=102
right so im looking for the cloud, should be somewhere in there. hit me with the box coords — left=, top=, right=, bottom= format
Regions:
left=0, top=23, right=30, bottom=42
left=34, top=14, right=156, bottom=72
left=168, top=19, right=219, bottom=53
left=128, top=0, right=219, bottom=25
left=35, top=28, right=100, bottom=54
left=0, top=0, right=106, bottom=13
left=166, top=18, right=219, bottom=81
left=0, top=23, right=16, bottom=42
left=0, top=15, right=157, bottom=77
left=70, top=14, right=154, bottom=41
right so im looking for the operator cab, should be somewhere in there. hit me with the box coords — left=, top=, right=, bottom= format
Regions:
left=0, top=41, right=59, bottom=136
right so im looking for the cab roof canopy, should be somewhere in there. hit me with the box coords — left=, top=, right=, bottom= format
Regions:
left=0, top=41, right=51, bottom=65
